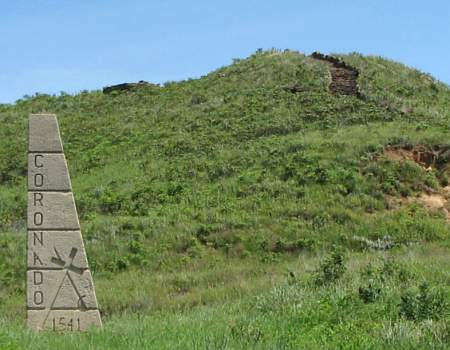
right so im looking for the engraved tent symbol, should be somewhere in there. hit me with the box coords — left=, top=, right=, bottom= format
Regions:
left=50, top=247, right=88, bottom=309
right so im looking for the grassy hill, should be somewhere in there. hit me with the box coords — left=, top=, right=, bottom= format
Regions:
left=1, top=49, right=450, bottom=349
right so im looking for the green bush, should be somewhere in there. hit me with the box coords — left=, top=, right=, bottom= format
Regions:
left=399, top=282, right=448, bottom=321
left=314, top=247, right=346, bottom=286
left=358, top=279, right=383, bottom=303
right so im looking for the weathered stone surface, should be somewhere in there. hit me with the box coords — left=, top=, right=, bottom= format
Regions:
left=28, top=153, right=71, bottom=191
left=27, top=231, right=88, bottom=269
left=27, top=113, right=101, bottom=331
left=27, top=310, right=102, bottom=331
left=27, top=270, right=98, bottom=309
left=102, top=80, right=160, bottom=94
left=28, top=114, right=64, bottom=153
left=310, top=52, right=363, bottom=99
left=27, top=192, right=80, bottom=230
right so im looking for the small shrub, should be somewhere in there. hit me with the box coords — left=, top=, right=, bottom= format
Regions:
left=399, top=282, right=448, bottom=321
left=358, top=262, right=383, bottom=303
left=380, top=258, right=414, bottom=282
left=272, top=237, right=316, bottom=253
left=115, top=257, right=130, bottom=271
left=359, top=279, right=382, bottom=303
left=190, top=94, right=207, bottom=105
left=358, top=258, right=414, bottom=303
left=261, top=252, right=280, bottom=263
left=314, top=247, right=346, bottom=286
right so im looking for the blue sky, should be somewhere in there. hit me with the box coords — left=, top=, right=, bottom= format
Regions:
left=1, top=0, right=449, bottom=103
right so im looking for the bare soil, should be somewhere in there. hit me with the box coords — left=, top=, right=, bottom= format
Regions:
left=384, top=145, right=450, bottom=221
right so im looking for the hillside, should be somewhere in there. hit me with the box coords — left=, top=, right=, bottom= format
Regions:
left=1, top=50, right=450, bottom=349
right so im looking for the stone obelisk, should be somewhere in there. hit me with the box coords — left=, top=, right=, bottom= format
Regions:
left=27, top=114, right=102, bottom=331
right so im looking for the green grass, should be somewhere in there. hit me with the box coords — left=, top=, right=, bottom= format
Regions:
left=1, top=246, right=449, bottom=349
left=1, top=49, right=450, bottom=348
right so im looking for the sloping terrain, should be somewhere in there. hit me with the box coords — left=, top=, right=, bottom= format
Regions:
left=1, top=50, right=450, bottom=348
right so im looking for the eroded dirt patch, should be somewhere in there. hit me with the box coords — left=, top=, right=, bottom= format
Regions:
left=384, top=145, right=450, bottom=221
left=420, top=190, right=450, bottom=220
left=384, top=145, right=442, bottom=170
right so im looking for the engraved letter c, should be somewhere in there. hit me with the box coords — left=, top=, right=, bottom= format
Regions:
left=34, top=154, right=44, bottom=168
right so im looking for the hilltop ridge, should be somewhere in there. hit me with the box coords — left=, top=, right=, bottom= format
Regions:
left=1, top=50, right=450, bottom=348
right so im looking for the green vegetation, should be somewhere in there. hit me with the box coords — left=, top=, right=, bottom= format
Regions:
left=1, top=49, right=450, bottom=348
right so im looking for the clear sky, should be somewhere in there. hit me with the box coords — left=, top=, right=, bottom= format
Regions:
left=1, top=0, right=449, bottom=103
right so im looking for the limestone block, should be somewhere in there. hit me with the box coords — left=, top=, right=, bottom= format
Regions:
left=28, top=153, right=71, bottom=191
left=27, top=192, right=80, bottom=230
left=28, top=114, right=64, bottom=153
left=27, top=270, right=98, bottom=309
left=27, top=231, right=88, bottom=269
left=27, top=310, right=102, bottom=331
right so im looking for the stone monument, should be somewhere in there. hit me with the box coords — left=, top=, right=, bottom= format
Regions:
left=27, top=114, right=102, bottom=331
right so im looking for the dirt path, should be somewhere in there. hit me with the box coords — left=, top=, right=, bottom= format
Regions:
left=311, top=52, right=362, bottom=99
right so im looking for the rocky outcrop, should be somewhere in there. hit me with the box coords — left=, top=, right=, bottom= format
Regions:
left=102, top=81, right=160, bottom=94
left=311, top=52, right=363, bottom=99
